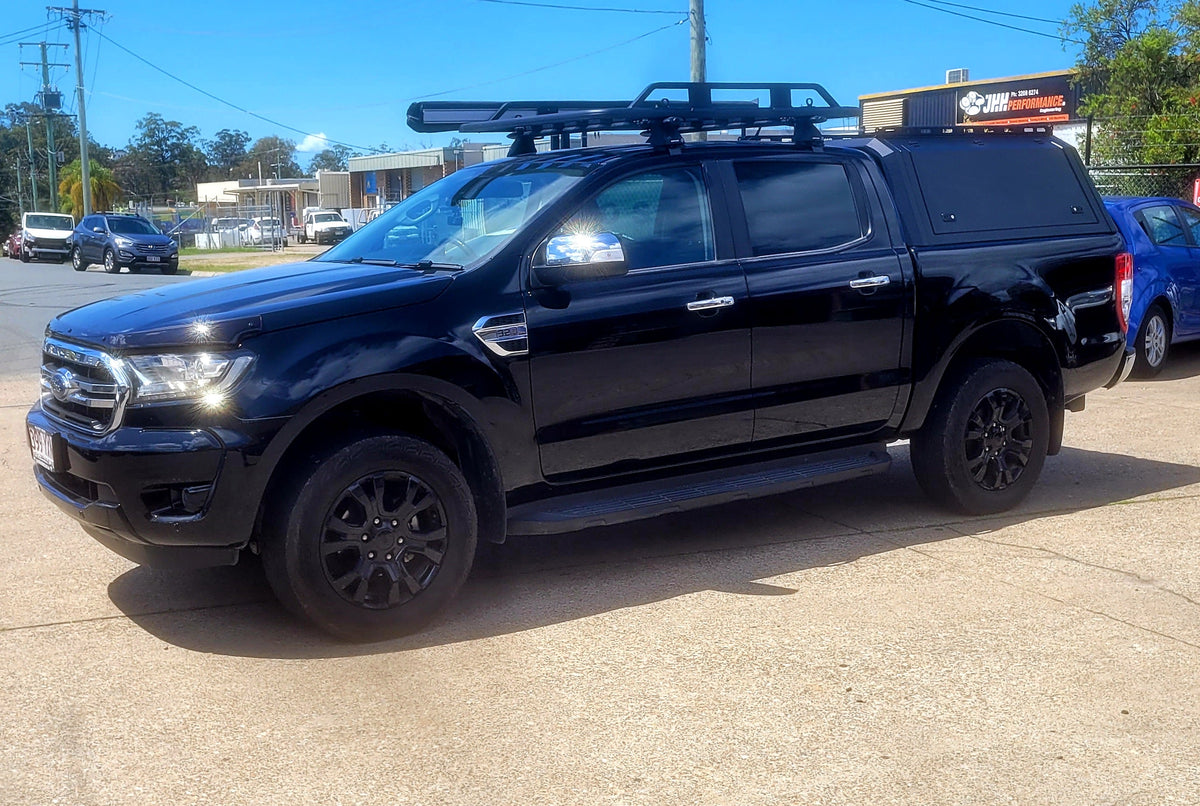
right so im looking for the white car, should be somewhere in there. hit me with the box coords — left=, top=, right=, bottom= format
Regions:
left=247, top=217, right=287, bottom=246
left=20, top=212, right=76, bottom=263
left=301, top=210, right=353, bottom=245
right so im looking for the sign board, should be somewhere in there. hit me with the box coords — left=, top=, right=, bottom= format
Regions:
left=363, top=171, right=377, bottom=195
left=957, top=75, right=1073, bottom=126
left=1193, top=177, right=1200, bottom=207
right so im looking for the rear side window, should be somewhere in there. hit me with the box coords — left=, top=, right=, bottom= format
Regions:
left=910, top=140, right=1099, bottom=235
left=1174, top=205, right=1200, bottom=244
left=733, top=161, right=864, bottom=256
left=1135, top=206, right=1187, bottom=246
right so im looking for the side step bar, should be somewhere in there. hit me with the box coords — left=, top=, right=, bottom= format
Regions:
left=507, top=445, right=891, bottom=535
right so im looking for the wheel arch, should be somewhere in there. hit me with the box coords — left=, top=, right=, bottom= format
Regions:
left=902, top=316, right=1065, bottom=453
left=253, top=377, right=507, bottom=553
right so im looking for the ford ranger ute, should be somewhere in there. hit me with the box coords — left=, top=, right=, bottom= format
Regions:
left=26, top=83, right=1135, bottom=641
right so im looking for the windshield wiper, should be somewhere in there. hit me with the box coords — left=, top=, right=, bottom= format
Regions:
left=342, top=257, right=463, bottom=272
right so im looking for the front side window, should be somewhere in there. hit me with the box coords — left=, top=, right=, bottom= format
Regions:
left=319, top=161, right=589, bottom=267
left=1136, top=205, right=1187, bottom=246
left=733, top=161, right=864, bottom=256
left=555, top=166, right=714, bottom=270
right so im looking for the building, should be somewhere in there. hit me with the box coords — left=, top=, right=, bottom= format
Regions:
left=859, top=69, right=1088, bottom=152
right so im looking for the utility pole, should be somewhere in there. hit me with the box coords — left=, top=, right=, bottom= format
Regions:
left=690, top=0, right=706, bottom=141
left=14, top=161, right=25, bottom=216
left=25, top=118, right=39, bottom=212
left=50, top=1, right=107, bottom=216
left=21, top=42, right=70, bottom=211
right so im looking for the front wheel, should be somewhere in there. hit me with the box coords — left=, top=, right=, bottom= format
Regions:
left=102, top=249, right=120, bottom=274
left=1133, top=304, right=1170, bottom=378
left=262, top=435, right=478, bottom=642
left=19, top=245, right=30, bottom=263
left=911, top=358, right=1049, bottom=515
left=71, top=247, right=88, bottom=272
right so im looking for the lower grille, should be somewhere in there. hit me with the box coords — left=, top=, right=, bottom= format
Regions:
left=41, top=338, right=131, bottom=434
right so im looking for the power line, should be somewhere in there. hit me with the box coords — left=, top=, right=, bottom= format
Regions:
left=0, top=21, right=58, bottom=47
left=922, top=0, right=1062, bottom=26
left=898, top=0, right=1084, bottom=44
left=92, top=30, right=383, bottom=154
left=472, top=0, right=684, bottom=13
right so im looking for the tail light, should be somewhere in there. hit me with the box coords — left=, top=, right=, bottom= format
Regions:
left=1115, top=252, right=1133, bottom=334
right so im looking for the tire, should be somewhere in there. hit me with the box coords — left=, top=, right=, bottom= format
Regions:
left=910, top=358, right=1050, bottom=515
left=1133, top=304, right=1170, bottom=378
left=262, top=434, right=478, bottom=642
left=103, top=249, right=120, bottom=274
left=160, top=263, right=178, bottom=275
left=299, top=233, right=307, bottom=244
left=71, top=246, right=88, bottom=271
left=20, top=245, right=30, bottom=263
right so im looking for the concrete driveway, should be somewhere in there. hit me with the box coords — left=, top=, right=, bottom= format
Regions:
left=2, top=260, right=1199, bottom=804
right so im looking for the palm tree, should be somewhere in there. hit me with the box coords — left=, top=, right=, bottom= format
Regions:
left=58, top=159, right=122, bottom=217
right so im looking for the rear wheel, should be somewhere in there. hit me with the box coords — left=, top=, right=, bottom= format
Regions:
left=1133, top=304, right=1170, bottom=378
left=262, top=434, right=478, bottom=642
left=911, top=358, right=1049, bottom=515
left=103, top=248, right=120, bottom=274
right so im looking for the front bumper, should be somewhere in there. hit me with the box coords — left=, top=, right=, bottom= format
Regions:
left=29, top=245, right=71, bottom=260
left=26, top=403, right=275, bottom=569
left=118, top=250, right=178, bottom=271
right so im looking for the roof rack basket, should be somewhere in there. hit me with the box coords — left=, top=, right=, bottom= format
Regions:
left=407, top=82, right=861, bottom=156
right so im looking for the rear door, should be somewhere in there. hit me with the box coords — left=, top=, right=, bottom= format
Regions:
left=1171, top=204, right=1200, bottom=338
left=725, top=156, right=909, bottom=444
left=526, top=162, right=753, bottom=479
left=1134, top=204, right=1196, bottom=338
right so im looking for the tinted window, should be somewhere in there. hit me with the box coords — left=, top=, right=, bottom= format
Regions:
left=734, top=161, right=863, bottom=256
left=1136, top=206, right=1187, bottom=246
left=1176, top=206, right=1200, bottom=244
left=559, top=166, right=714, bottom=270
left=106, top=216, right=159, bottom=235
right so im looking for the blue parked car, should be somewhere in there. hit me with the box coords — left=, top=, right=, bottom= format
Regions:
left=1103, top=196, right=1200, bottom=376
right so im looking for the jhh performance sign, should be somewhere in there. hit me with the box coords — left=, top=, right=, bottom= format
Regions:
left=957, top=75, right=1073, bottom=126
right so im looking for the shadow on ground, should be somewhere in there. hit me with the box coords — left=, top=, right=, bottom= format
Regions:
left=107, top=444, right=1200, bottom=659
left=1141, top=340, right=1200, bottom=382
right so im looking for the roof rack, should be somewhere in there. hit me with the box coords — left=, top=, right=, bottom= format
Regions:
left=407, top=82, right=861, bottom=157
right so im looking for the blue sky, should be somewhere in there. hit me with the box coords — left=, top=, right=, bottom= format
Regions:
left=2, top=0, right=1087, bottom=159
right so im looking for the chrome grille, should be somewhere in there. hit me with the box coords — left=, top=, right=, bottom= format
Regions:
left=136, top=243, right=173, bottom=255
left=40, top=338, right=131, bottom=434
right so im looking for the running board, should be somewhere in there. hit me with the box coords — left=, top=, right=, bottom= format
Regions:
left=507, top=445, right=891, bottom=535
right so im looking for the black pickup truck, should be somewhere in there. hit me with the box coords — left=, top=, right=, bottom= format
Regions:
left=26, top=83, right=1134, bottom=640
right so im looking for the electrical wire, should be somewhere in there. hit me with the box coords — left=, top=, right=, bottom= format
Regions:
left=472, top=0, right=684, bottom=13
left=922, top=0, right=1063, bottom=26
left=0, top=21, right=58, bottom=47
left=898, top=0, right=1084, bottom=44
left=92, top=30, right=383, bottom=154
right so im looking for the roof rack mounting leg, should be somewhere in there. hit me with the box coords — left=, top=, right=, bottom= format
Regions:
left=644, top=119, right=684, bottom=154
left=508, top=129, right=537, bottom=158
left=792, top=119, right=823, bottom=150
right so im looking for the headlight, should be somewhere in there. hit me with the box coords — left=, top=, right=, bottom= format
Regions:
left=126, top=352, right=254, bottom=402
left=114, top=236, right=133, bottom=248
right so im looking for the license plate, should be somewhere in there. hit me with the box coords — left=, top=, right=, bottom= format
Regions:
left=146, top=256, right=161, bottom=263
left=28, top=425, right=59, bottom=473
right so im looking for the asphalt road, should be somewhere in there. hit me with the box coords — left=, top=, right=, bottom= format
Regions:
left=2, top=255, right=1200, bottom=804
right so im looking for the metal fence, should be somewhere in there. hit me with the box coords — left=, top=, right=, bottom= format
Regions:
left=1087, top=164, right=1200, bottom=201
left=134, top=200, right=292, bottom=250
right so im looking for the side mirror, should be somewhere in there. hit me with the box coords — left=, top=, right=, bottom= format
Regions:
left=533, top=231, right=628, bottom=285
left=92, top=226, right=104, bottom=233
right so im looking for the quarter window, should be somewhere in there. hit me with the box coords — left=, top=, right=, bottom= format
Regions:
left=1176, top=205, right=1200, bottom=244
left=559, top=166, right=714, bottom=271
left=1136, top=205, right=1187, bottom=246
left=733, top=161, right=864, bottom=256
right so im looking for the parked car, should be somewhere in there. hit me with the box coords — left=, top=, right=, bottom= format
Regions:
left=300, top=210, right=353, bottom=244
left=27, top=81, right=1132, bottom=642
left=3, top=231, right=20, bottom=259
left=70, top=212, right=179, bottom=274
left=247, top=217, right=287, bottom=246
left=159, top=217, right=209, bottom=248
left=1103, top=196, right=1200, bottom=376
left=20, top=212, right=76, bottom=263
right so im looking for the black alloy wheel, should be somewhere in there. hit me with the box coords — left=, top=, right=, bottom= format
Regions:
left=319, top=471, right=450, bottom=609
left=262, top=434, right=478, bottom=641
left=911, top=358, right=1049, bottom=515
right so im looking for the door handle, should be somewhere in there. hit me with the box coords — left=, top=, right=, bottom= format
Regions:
left=849, top=275, right=891, bottom=290
left=686, top=296, right=736, bottom=312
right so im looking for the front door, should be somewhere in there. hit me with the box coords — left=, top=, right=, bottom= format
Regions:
left=526, top=164, right=753, bottom=479
left=726, top=157, right=909, bottom=444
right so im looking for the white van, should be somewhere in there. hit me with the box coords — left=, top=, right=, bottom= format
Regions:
left=21, top=212, right=76, bottom=263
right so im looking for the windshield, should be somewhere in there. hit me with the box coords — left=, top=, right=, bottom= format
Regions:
left=27, top=214, right=74, bottom=230
left=318, top=161, right=589, bottom=267
left=314, top=213, right=342, bottom=223
left=107, top=217, right=159, bottom=235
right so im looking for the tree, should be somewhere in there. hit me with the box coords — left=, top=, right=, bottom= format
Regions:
left=205, top=128, right=250, bottom=180
left=58, top=158, right=121, bottom=217
left=308, top=144, right=358, bottom=173
left=1064, top=0, right=1200, bottom=165
left=115, top=113, right=207, bottom=203
left=236, top=136, right=301, bottom=180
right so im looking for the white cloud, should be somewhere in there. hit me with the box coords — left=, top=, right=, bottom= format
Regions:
left=296, top=133, right=330, bottom=152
